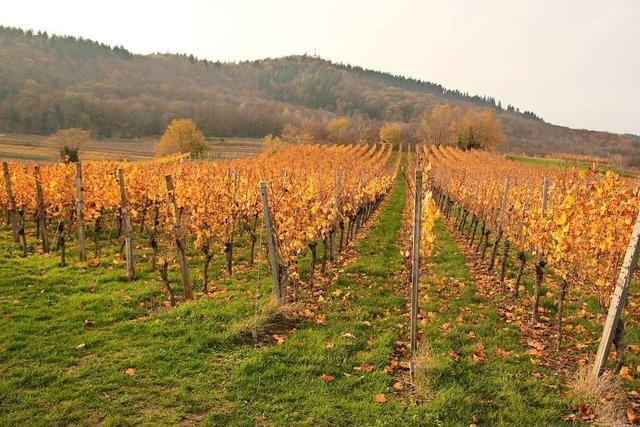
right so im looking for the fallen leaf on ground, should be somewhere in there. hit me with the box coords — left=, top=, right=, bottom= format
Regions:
left=392, top=381, right=403, bottom=391
left=342, top=332, right=356, bottom=339
left=124, top=368, right=136, bottom=377
left=449, top=350, right=462, bottom=361
left=628, top=407, right=640, bottom=424
left=320, top=374, right=334, bottom=382
left=563, top=403, right=595, bottom=422
left=473, top=343, right=485, bottom=363
left=495, top=348, right=511, bottom=358
left=75, top=343, right=86, bottom=349
left=360, top=364, right=375, bottom=373
left=527, top=339, right=545, bottom=351
left=374, top=393, right=387, bottom=403
left=272, top=335, right=286, bottom=345
left=621, top=366, right=635, bottom=382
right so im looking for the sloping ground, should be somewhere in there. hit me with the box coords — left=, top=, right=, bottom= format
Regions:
left=0, top=165, right=588, bottom=425
left=498, top=114, right=640, bottom=167
left=0, top=132, right=263, bottom=162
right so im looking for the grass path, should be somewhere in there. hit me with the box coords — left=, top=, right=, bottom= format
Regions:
left=1, top=167, right=580, bottom=425
left=416, top=221, right=575, bottom=424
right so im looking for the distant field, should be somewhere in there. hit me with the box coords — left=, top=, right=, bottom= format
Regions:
left=506, top=154, right=634, bottom=177
left=0, top=132, right=264, bottom=162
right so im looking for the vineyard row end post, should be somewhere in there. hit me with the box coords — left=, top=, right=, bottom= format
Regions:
left=75, top=162, right=87, bottom=262
left=1, top=161, right=19, bottom=243
left=591, top=208, right=640, bottom=379
left=410, top=169, right=423, bottom=353
left=34, top=165, right=50, bottom=253
left=259, top=182, right=282, bottom=302
left=118, top=168, right=135, bottom=280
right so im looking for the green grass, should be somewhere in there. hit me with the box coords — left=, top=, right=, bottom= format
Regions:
left=0, top=170, right=585, bottom=425
left=507, top=154, right=628, bottom=176
left=417, top=221, right=575, bottom=424
left=0, top=225, right=275, bottom=424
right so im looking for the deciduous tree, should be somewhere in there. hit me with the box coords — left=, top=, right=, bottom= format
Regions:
left=327, top=117, right=350, bottom=144
left=379, top=122, right=406, bottom=147
left=155, top=119, right=207, bottom=157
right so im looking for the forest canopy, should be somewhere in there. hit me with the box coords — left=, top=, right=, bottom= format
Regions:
left=0, top=25, right=537, bottom=141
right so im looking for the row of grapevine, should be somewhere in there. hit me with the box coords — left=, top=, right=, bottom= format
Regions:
left=1, top=143, right=398, bottom=304
left=425, top=144, right=640, bottom=374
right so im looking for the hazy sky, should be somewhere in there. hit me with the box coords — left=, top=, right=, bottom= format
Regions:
left=2, top=0, right=639, bottom=135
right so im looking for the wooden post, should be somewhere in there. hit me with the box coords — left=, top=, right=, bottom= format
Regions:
left=410, top=169, right=423, bottom=352
left=34, top=166, right=49, bottom=253
left=118, top=169, right=135, bottom=280
left=489, top=178, right=510, bottom=273
left=260, top=182, right=282, bottom=302
left=165, top=175, right=193, bottom=300
left=532, top=177, right=549, bottom=321
left=591, top=208, right=640, bottom=379
left=2, top=161, right=19, bottom=243
left=75, top=162, right=87, bottom=261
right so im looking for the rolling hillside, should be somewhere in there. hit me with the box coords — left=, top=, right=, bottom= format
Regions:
left=1, top=26, right=638, bottom=166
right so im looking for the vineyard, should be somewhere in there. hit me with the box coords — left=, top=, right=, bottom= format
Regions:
left=2, top=143, right=640, bottom=424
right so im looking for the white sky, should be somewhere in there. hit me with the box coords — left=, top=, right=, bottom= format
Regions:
left=2, top=0, right=639, bottom=135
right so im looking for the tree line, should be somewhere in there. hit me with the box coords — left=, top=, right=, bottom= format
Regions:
left=0, top=26, right=539, bottom=141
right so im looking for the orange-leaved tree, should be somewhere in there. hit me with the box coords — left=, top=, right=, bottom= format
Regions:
left=155, top=119, right=207, bottom=157
left=379, top=122, right=406, bottom=147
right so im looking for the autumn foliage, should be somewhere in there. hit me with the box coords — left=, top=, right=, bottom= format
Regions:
left=379, top=123, right=406, bottom=147
left=427, top=145, right=639, bottom=309
left=155, top=119, right=207, bottom=157
left=0, top=143, right=397, bottom=289
left=421, top=104, right=505, bottom=150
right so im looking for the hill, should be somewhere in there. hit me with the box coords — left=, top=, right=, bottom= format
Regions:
left=1, top=26, right=638, bottom=167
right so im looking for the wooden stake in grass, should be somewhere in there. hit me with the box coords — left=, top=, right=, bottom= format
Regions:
left=118, top=169, right=135, bottom=280
left=34, top=166, right=50, bottom=253
left=260, top=182, right=283, bottom=302
left=56, top=221, right=66, bottom=267
left=75, top=162, right=87, bottom=262
left=16, top=208, right=27, bottom=257
left=149, top=201, right=160, bottom=270
left=2, top=161, right=19, bottom=243
left=489, top=178, right=510, bottom=274
left=532, top=177, right=549, bottom=323
left=591, top=208, right=640, bottom=379
left=410, top=169, right=423, bottom=353
left=165, top=174, right=193, bottom=301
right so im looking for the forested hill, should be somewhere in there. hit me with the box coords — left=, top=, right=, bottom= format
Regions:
left=1, top=26, right=638, bottom=166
